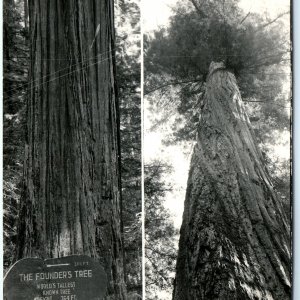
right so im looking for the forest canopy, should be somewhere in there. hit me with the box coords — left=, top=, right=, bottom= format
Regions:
left=145, top=0, right=290, bottom=143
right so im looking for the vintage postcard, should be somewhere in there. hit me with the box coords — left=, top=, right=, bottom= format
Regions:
left=1, top=0, right=294, bottom=299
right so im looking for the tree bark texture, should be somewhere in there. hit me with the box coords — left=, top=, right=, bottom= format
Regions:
left=173, top=62, right=290, bottom=300
left=17, top=0, right=127, bottom=298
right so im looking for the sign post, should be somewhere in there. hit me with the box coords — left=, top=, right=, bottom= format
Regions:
left=4, top=255, right=107, bottom=300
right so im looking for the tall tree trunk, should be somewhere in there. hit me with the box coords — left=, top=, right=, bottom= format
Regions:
left=16, top=0, right=127, bottom=298
left=173, top=62, right=290, bottom=300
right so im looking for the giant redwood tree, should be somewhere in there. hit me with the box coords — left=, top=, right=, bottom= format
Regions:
left=16, top=0, right=127, bottom=298
left=144, top=0, right=291, bottom=298
left=172, top=62, right=290, bottom=299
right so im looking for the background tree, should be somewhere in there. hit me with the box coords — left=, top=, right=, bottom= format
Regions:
left=3, top=0, right=29, bottom=271
left=145, top=161, right=178, bottom=299
left=116, top=0, right=142, bottom=297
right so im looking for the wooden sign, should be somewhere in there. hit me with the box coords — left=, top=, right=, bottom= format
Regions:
left=4, top=255, right=107, bottom=300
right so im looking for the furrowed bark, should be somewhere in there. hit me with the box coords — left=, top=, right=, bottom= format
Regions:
left=173, top=62, right=290, bottom=300
left=16, top=0, right=127, bottom=298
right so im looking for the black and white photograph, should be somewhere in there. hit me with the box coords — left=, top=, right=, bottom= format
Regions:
left=3, top=0, right=141, bottom=299
left=1, top=0, right=295, bottom=299
left=144, top=0, right=291, bottom=299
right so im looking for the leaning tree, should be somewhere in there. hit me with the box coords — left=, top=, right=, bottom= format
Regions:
left=16, top=0, right=127, bottom=298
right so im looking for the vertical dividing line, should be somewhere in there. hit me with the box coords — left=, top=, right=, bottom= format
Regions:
left=293, top=0, right=300, bottom=298
left=141, top=0, right=145, bottom=298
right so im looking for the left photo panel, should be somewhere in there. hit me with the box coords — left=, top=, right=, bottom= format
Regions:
left=3, top=0, right=141, bottom=299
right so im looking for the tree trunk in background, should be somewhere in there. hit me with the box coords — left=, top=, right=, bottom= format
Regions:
left=3, top=0, right=14, bottom=64
left=23, top=0, right=28, bottom=30
left=173, top=62, right=290, bottom=300
left=16, top=0, right=127, bottom=298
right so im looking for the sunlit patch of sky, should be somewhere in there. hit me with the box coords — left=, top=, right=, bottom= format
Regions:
left=144, top=0, right=290, bottom=32
left=144, top=98, right=193, bottom=229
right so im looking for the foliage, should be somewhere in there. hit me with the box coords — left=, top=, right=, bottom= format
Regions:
left=116, top=0, right=142, bottom=296
left=3, top=0, right=29, bottom=272
left=145, top=161, right=178, bottom=299
left=145, top=0, right=289, bottom=79
left=145, top=0, right=290, bottom=144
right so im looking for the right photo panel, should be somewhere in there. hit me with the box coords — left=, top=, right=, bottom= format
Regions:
left=143, top=0, right=291, bottom=299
